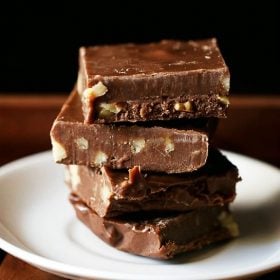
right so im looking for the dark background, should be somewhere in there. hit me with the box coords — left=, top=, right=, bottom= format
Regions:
left=0, top=1, right=279, bottom=94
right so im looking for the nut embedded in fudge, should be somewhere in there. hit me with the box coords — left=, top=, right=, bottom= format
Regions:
left=78, top=39, right=230, bottom=123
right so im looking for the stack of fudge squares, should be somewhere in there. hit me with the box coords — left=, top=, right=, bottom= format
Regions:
left=51, top=38, right=240, bottom=259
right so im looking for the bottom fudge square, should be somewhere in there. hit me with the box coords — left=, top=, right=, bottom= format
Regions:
left=70, top=194, right=239, bottom=259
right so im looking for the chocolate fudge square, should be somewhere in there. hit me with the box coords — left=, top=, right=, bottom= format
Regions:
left=70, top=194, right=238, bottom=259
left=78, top=39, right=230, bottom=123
left=50, top=89, right=217, bottom=173
left=66, top=149, right=239, bottom=217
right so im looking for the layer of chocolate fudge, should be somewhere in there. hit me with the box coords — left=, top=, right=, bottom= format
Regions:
left=78, top=39, right=230, bottom=123
left=66, top=149, right=239, bottom=217
left=50, top=90, right=218, bottom=173
left=70, top=194, right=238, bottom=259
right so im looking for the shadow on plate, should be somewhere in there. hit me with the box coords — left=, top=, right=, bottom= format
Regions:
left=168, top=190, right=280, bottom=264
left=166, top=241, right=230, bottom=264
left=233, top=190, right=280, bottom=240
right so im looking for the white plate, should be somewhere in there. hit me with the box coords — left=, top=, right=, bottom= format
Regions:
left=0, top=151, right=279, bottom=280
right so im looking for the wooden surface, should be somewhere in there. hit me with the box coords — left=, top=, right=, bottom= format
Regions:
left=0, top=93, right=279, bottom=279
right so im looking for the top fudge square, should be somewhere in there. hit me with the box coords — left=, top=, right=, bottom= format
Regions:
left=78, top=38, right=230, bottom=123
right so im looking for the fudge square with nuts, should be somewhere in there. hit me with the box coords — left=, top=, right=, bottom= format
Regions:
left=65, top=149, right=239, bottom=218
left=78, top=38, right=230, bottom=123
left=50, top=89, right=218, bottom=173
left=70, top=195, right=238, bottom=259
